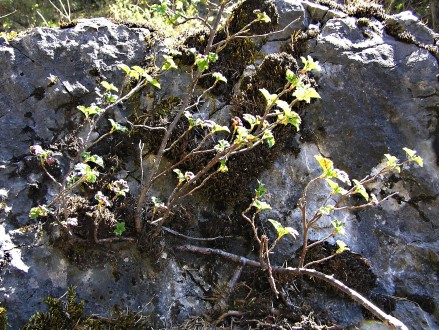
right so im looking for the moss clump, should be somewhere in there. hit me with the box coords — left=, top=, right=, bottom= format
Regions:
left=0, top=307, right=7, bottom=330
left=24, top=287, right=149, bottom=329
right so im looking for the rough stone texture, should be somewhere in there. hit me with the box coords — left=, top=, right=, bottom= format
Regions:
left=0, top=1, right=438, bottom=329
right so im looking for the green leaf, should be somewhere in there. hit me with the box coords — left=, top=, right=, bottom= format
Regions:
left=108, top=179, right=129, bottom=197
left=301, top=55, right=321, bottom=72
left=286, top=69, right=299, bottom=86
left=174, top=169, right=185, bottom=184
left=259, top=88, right=277, bottom=107
left=353, top=179, right=369, bottom=201
left=131, top=66, right=146, bottom=76
left=263, top=130, right=275, bottom=148
left=256, top=180, right=266, bottom=198
left=195, top=54, right=209, bottom=72
left=319, top=205, right=335, bottom=215
left=252, top=199, right=271, bottom=211
left=336, top=240, right=349, bottom=254
left=211, top=123, right=230, bottom=133
left=293, top=84, right=321, bottom=103
left=218, top=159, right=228, bottom=173
left=207, top=52, right=218, bottom=63
left=277, top=108, right=301, bottom=130
left=403, top=147, right=423, bottom=167
left=151, top=196, right=165, bottom=208
left=315, top=155, right=335, bottom=178
left=81, top=152, right=104, bottom=168
left=77, top=105, right=103, bottom=120
left=162, top=54, right=178, bottom=71
left=108, top=119, right=129, bottom=133
left=268, top=219, right=298, bottom=240
left=143, top=72, right=161, bottom=88
left=29, top=205, right=51, bottom=219
left=212, top=72, right=227, bottom=83
left=114, top=222, right=126, bottom=236
left=331, top=219, right=345, bottom=235
left=101, top=81, right=118, bottom=92
left=117, top=63, right=131, bottom=74
left=243, top=113, right=259, bottom=130
left=214, top=140, right=230, bottom=152
left=326, top=179, right=348, bottom=195
left=254, top=9, right=271, bottom=23
left=384, top=153, right=401, bottom=173
left=275, top=99, right=290, bottom=112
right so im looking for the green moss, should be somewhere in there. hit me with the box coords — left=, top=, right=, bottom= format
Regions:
left=0, top=307, right=7, bottom=330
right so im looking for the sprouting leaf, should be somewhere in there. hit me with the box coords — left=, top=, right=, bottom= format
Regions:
left=114, top=222, right=126, bottom=236
left=353, top=179, right=369, bottom=201
left=101, top=81, right=118, bottom=92
left=268, top=219, right=299, bottom=240
left=195, top=54, right=209, bottom=72
left=384, top=153, right=400, bottom=173
left=218, top=159, right=228, bottom=173
left=207, top=52, right=218, bottom=63
left=174, top=169, right=185, bottom=184
left=162, top=54, right=178, bottom=71
left=211, top=123, right=230, bottom=133
left=336, top=240, right=349, bottom=254
left=108, top=119, right=129, bottom=133
left=84, top=167, right=99, bottom=183
left=403, top=147, right=423, bottom=167
left=256, top=180, right=266, bottom=198
left=326, top=179, right=348, bottom=195
left=77, top=105, right=103, bottom=120
left=277, top=108, right=301, bottom=130
left=214, top=140, right=230, bottom=152
left=275, top=99, right=290, bottom=112
left=143, top=72, right=161, bottom=89
left=319, top=205, right=335, bottom=215
left=117, top=63, right=131, bottom=74
left=243, top=113, right=259, bottom=130
left=301, top=55, right=321, bottom=72
left=331, top=219, right=345, bottom=235
left=253, top=9, right=271, bottom=23
left=315, top=155, right=336, bottom=178
left=252, top=199, right=271, bottom=211
left=286, top=69, right=299, bottom=86
left=131, top=65, right=146, bottom=76
left=29, top=205, right=52, bottom=219
left=263, top=130, right=275, bottom=148
left=81, top=152, right=104, bottom=168
left=259, top=88, right=277, bottom=107
left=293, top=84, right=321, bottom=103
left=212, top=72, right=227, bottom=83
left=151, top=196, right=165, bottom=208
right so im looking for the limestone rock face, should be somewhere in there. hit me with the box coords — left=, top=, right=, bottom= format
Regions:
left=0, top=2, right=438, bottom=328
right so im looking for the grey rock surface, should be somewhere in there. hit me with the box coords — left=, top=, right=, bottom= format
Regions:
left=0, top=1, right=438, bottom=328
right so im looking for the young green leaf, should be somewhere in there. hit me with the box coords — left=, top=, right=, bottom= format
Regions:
left=214, top=140, right=230, bottom=152
left=286, top=69, right=299, bottom=86
left=77, top=105, right=103, bottom=120
left=252, top=199, right=271, bottom=211
left=207, top=52, right=218, bottom=63
left=218, top=159, right=228, bottom=173
left=263, top=130, right=275, bottom=148
left=162, top=54, right=178, bottom=71
left=326, top=179, right=348, bottom=195
left=117, top=63, right=131, bottom=74
left=173, top=169, right=185, bottom=184
left=268, top=219, right=299, bottom=240
left=259, top=88, right=277, bottom=107
left=29, top=205, right=52, bottom=219
left=254, top=9, right=271, bottom=23
left=293, top=84, right=321, bottom=103
left=336, top=240, right=349, bottom=254
left=101, top=81, right=118, bottom=92
left=384, top=153, right=400, bottom=173
left=256, top=180, right=267, bottom=198
left=243, top=113, right=259, bottom=130
left=277, top=108, right=301, bottom=130
left=81, top=152, right=104, bottom=168
left=108, top=119, right=129, bottom=133
left=275, top=99, right=290, bottom=112
left=114, top=222, right=126, bottom=236
left=403, top=147, right=423, bottom=167
left=301, top=55, right=321, bottom=72
left=212, top=72, right=227, bottom=83
left=108, top=179, right=129, bottom=197
left=315, top=155, right=336, bottom=178
left=211, top=123, right=231, bottom=133
left=95, top=191, right=112, bottom=208
left=331, top=219, right=345, bottom=235
left=353, top=179, right=369, bottom=201
left=195, top=54, right=209, bottom=72
left=319, top=205, right=335, bottom=215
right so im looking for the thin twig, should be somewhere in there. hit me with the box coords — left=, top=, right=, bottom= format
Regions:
left=161, top=226, right=231, bottom=241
